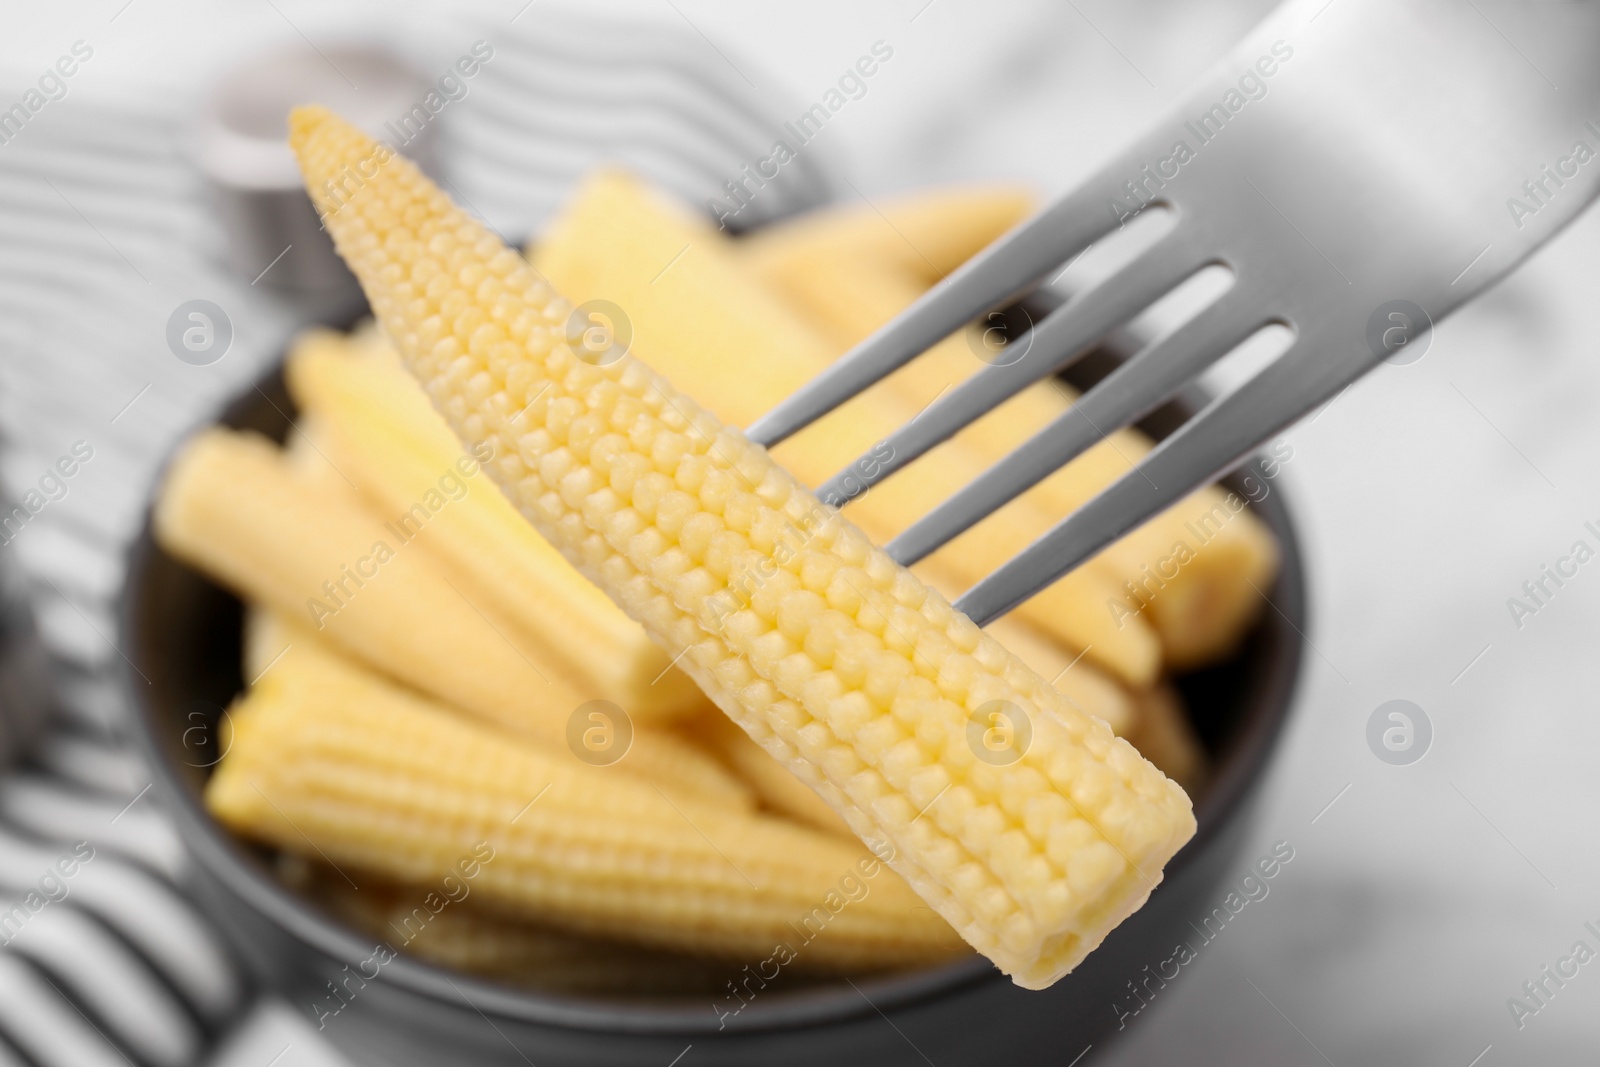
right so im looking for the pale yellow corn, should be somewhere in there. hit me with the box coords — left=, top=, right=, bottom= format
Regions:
left=693, top=612, right=1141, bottom=837
left=742, top=242, right=1281, bottom=670
left=351, top=898, right=741, bottom=995
left=209, top=656, right=967, bottom=970
left=695, top=711, right=854, bottom=836
left=692, top=613, right=1139, bottom=838
left=692, top=580, right=1141, bottom=836
left=158, top=428, right=589, bottom=724
left=302, top=859, right=920, bottom=991
left=237, top=605, right=749, bottom=809
left=737, top=185, right=1034, bottom=285
left=1003, top=402, right=1282, bottom=670
left=976, top=616, right=1135, bottom=737
left=290, top=107, right=1194, bottom=987
left=531, top=169, right=1161, bottom=687
left=280, top=413, right=349, bottom=492
left=285, top=327, right=703, bottom=721
left=157, top=431, right=748, bottom=807
left=298, top=866, right=744, bottom=994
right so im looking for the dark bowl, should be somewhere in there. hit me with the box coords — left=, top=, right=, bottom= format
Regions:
left=123, top=344, right=1305, bottom=1066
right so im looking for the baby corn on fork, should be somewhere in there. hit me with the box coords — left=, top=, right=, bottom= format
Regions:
left=750, top=0, right=1600, bottom=625
left=290, top=106, right=1195, bottom=989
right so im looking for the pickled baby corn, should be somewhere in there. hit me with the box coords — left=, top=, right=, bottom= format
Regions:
left=689, top=609, right=1142, bottom=834
left=158, top=429, right=589, bottom=726
left=735, top=185, right=1034, bottom=285
left=243, top=605, right=747, bottom=809
left=313, top=877, right=745, bottom=996
left=289, top=107, right=1195, bottom=987
left=695, top=711, right=853, bottom=837
left=741, top=245, right=1280, bottom=669
left=157, top=431, right=748, bottom=807
left=285, top=327, right=703, bottom=721
left=530, top=169, right=1161, bottom=687
left=209, top=654, right=966, bottom=969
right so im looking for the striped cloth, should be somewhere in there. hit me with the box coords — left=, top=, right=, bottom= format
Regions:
left=0, top=11, right=829, bottom=1065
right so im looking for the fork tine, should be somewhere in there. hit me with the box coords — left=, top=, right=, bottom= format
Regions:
left=813, top=229, right=1203, bottom=507
left=953, top=339, right=1357, bottom=627
left=884, top=293, right=1259, bottom=564
left=744, top=189, right=1134, bottom=448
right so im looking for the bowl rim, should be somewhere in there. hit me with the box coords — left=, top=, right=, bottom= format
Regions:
left=121, top=360, right=1306, bottom=1038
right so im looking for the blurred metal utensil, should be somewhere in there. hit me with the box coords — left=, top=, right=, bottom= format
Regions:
left=198, top=45, right=438, bottom=311
left=197, top=15, right=838, bottom=307
left=751, top=0, right=1600, bottom=624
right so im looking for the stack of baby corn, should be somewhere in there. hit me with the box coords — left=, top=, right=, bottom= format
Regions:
left=153, top=107, right=1278, bottom=993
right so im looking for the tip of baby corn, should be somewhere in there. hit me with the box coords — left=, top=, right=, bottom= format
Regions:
left=287, top=104, right=347, bottom=161
left=286, top=103, right=330, bottom=139
left=289, top=105, right=401, bottom=221
left=286, top=105, right=339, bottom=172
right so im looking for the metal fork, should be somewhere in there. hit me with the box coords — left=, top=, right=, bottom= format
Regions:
left=745, top=0, right=1600, bottom=625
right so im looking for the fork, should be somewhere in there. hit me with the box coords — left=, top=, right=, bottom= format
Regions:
left=745, top=0, right=1600, bottom=625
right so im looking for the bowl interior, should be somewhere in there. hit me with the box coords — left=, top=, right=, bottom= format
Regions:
left=124, top=342, right=1305, bottom=1033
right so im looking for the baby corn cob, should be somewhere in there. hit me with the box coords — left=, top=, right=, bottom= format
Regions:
left=1009, top=400, right=1282, bottom=669
left=294, top=858, right=924, bottom=992
left=285, top=326, right=703, bottom=721
left=238, top=605, right=749, bottom=809
left=531, top=169, right=1160, bottom=687
left=934, top=602, right=1134, bottom=736
left=693, top=612, right=1139, bottom=837
left=157, top=429, right=588, bottom=726
left=378, top=910, right=738, bottom=996
left=290, top=862, right=748, bottom=995
left=290, top=107, right=1194, bottom=987
left=741, top=238, right=1281, bottom=670
left=695, top=711, right=854, bottom=836
left=157, top=430, right=748, bottom=807
left=281, top=413, right=349, bottom=492
left=693, top=609, right=1140, bottom=836
left=737, top=185, right=1034, bottom=285
left=210, top=656, right=966, bottom=969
